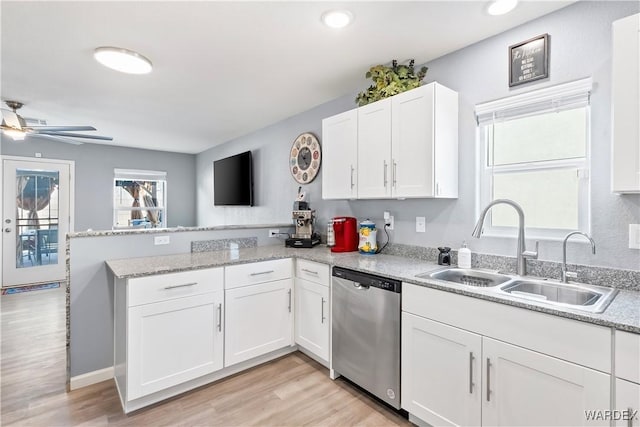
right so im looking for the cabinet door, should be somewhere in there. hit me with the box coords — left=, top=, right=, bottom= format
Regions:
left=401, top=312, right=482, bottom=427
left=391, top=84, right=435, bottom=198
left=295, top=278, right=329, bottom=362
left=322, top=109, right=358, bottom=199
left=615, top=378, right=640, bottom=427
left=482, top=337, right=610, bottom=426
left=127, top=291, right=224, bottom=400
left=225, top=279, right=293, bottom=367
left=357, top=98, right=392, bottom=198
left=612, top=13, right=640, bottom=193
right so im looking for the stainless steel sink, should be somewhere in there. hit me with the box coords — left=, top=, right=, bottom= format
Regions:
left=498, top=279, right=618, bottom=313
left=420, top=268, right=512, bottom=287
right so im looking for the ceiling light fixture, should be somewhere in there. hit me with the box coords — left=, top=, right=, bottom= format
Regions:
left=487, top=0, right=518, bottom=16
left=94, top=47, right=153, bottom=74
left=321, top=10, right=353, bottom=29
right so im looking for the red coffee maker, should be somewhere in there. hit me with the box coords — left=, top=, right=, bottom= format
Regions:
left=331, top=217, right=358, bottom=252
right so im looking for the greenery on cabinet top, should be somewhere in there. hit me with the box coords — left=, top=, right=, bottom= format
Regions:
left=356, top=59, right=428, bottom=107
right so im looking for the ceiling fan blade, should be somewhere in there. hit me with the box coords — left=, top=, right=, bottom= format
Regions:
left=29, top=133, right=84, bottom=145
left=30, top=125, right=97, bottom=132
left=36, top=131, right=113, bottom=141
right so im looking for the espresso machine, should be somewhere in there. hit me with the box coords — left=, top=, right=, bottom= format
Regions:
left=285, top=210, right=321, bottom=248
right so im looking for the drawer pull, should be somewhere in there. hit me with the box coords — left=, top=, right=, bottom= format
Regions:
left=217, top=303, right=222, bottom=332
left=163, top=282, right=197, bottom=290
left=469, top=352, right=475, bottom=394
left=486, top=358, right=491, bottom=402
left=301, top=268, right=319, bottom=276
left=250, top=270, right=275, bottom=276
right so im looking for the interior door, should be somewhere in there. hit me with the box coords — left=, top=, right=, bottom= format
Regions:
left=2, top=157, right=73, bottom=287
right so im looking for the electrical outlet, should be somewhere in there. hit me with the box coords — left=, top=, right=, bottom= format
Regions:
left=154, top=235, right=170, bottom=245
left=383, top=211, right=394, bottom=230
left=416, top=216, right=426, bottom=233
left=629, top=224, right=640, bottom=249
left=269, top=229, right=280, bottom=238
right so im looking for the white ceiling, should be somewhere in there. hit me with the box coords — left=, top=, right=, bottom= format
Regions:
left=1, top=1, right=576, bottom=154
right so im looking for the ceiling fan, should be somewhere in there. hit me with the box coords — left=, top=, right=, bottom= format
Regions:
left=0, top=100, right=113, bottom=144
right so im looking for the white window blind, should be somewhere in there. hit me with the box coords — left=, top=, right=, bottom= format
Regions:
left=114, top=168, right=167, bottom=181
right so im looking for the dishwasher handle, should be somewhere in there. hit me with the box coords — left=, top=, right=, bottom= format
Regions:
left=353, top=282, right=370, bottom=290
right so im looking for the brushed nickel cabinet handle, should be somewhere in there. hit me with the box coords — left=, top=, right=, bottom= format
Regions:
left=250, top=270, right=274, bottom=276
left=288, top=289, right=292, bottom=313
left=350, top=165, right=355, bottom=188
left=486, top=358, right=492, bottom=402
left=301, top=268, right=318, bottom=276
left=163, top=282, right=197, bottom=290
left=383, top=161, right=388, bottom=187
left=321, top=297, right=326, bottom=324
left=469, top=352, right=475, bottom=394
left=628, top=407, right=633, bottom=427
left=216, top=303, right=222, bottom=332
left=393, top=160, right=397, bottom=187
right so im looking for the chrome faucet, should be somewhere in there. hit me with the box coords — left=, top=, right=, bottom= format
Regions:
left=561, top=231, right=596, bottom=283
left=472, top=199, right=538, bottom=276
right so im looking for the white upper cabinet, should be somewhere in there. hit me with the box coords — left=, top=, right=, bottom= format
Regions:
left=322, top=109, right=358, bottom=199
left=357, top=98, right=393, bottom=198
left=612, top=13, right=640, bottom=193
left=322, top=82, right=458, bottom=200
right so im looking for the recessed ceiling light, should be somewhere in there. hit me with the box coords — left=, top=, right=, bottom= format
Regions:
left=94, top=47, right=153, bottom=74
left=321, top=10, right=353, bottom=29
left=487, top=0, right=518, bottom=16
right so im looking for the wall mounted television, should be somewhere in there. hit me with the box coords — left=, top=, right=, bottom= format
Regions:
left=213, top=151, right=254, bottom=206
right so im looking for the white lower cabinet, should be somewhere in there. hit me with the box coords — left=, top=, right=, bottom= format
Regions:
left=402, top=283, right=611, bottom=427
left=482, top=337, right=610, bottom=427
left=128, top=290, right=223, bottom=400
left=615, top=379, right=640, bottom=427
left=615, top=331, right=640, bottom=426
left=295, top=278, right=329, bottom=363
left=402, top=313, right=481, bottom=427
left=114, top=267, right=225, bottom=411
left=224, top=278, right=294, bottom=367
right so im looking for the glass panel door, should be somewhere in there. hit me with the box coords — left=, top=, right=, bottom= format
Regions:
left=2, top=158, right=71, bottom=287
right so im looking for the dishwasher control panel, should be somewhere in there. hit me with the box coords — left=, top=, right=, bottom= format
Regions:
left=332, top=267, right=402, bottom=293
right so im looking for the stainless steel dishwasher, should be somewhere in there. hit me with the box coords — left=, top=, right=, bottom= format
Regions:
left=331, top=266, right=402, bottom=409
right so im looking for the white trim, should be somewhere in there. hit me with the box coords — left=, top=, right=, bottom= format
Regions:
left=475, top=77, right=592, bottom=124
left=114, top=168, right=166, bottom=180
left=70, top=366, right=114, bottom=390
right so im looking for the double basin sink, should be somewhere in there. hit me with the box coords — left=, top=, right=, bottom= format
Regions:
left=416, top=268, right=618, bottom=314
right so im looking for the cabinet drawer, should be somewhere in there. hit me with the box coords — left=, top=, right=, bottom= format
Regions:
left=225, top=258, right=292, bottom=289
left=616, top=330, right=640, bottom=383
left=128, top=268, right=223, bottom=307
left=295, top=259, right=329, bottom=285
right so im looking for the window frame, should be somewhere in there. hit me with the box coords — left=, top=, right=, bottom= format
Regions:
left=112, top=169, right=167, bottom=229
left=474, top=78, right=592, bottom=241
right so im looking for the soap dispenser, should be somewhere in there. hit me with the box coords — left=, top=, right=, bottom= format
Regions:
left=458, top=241, right=472, bottom=269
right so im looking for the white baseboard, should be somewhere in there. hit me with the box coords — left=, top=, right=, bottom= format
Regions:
left=70, top=366, right=114, bottom=390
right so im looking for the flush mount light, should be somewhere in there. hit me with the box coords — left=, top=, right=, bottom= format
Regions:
left=487, top=0, right=518, bottom=16
left=321, top=10, right=353, bottom=28
left=94, top=47, right=153, bottom=74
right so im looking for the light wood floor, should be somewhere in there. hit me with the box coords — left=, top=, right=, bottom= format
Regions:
left=1, top=285, right=411, bottom=426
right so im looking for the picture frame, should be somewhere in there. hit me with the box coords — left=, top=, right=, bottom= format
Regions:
left=509, top=34, right=549, bottom=87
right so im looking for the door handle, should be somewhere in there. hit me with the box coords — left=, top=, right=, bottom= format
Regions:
left=350, top=165, right=355, bottom=189
left=321, top=297, right=326, bottom=324
left=383, top=161, right=388, bottom=187
left=216, top=303, right=222, bottom=332
left=486, top=358, right=492, bottom=402
left=469, top=352, right=475, bottom=394
left=352, top=283, right=370, bottom=290
left=393, top=160, right=397, bottom=187
left=287, top=289, right=292, bottom=313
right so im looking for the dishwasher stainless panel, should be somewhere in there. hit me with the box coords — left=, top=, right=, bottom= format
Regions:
left=331, top=267, right=401, bottom=409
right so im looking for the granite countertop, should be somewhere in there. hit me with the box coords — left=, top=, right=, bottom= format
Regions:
left=105, top=245, right=640, bottom=334
left=69, top=223, right=294, bottom=238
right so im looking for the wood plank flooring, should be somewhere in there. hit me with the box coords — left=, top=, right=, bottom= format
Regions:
left=1, top=285, right=411, bottom=426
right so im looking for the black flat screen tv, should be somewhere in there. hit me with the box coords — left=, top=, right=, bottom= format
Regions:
left=213, top=151, right=254, bottom=206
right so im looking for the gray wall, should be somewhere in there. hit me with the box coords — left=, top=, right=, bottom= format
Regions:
left=197, top=1, right=640, bottom=271
left=1, top=137, right=198, bottom=230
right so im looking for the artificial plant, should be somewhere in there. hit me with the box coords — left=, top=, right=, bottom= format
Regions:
left=355, top=59, right=428, bottom=107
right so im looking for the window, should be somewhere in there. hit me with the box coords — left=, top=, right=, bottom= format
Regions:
left=113, top=169, right=166, bottom=229
left=475, top=78, right=592, bottom=239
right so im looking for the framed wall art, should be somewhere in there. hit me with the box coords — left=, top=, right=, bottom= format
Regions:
left=509, top=34, right=549, bottom=87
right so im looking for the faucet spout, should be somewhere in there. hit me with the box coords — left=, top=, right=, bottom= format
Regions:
left=472, top=199, right=537, bottom=276
left=561, top=231, right=596, bottom=283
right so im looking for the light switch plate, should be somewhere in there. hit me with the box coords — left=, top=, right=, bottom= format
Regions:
left=629, top=224, right=640, bottom=249
left=154, top=235, right=170, bottom=245
left=416, top=216, right=426, bottom=233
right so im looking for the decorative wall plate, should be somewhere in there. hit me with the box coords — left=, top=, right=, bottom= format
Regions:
left=290, top=132, right=321, bottom=184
